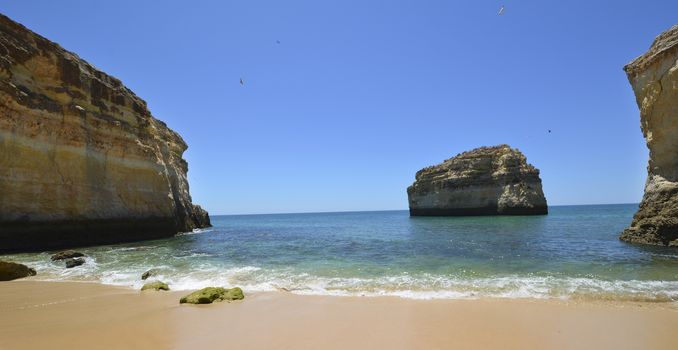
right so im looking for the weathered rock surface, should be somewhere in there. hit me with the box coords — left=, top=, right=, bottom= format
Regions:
left=179, top=287, right=245, bottom=304
left=0, top=261, right=36, bottom=281
left=621, top=25, right=678, bottom=247
left=0, top=14, right=210, bottom=252
left=190, top=205, right=211, bottom=229
left=50, top=250, right=84, bottom=261
left=408, top=145, right=547, bottom=216
left=141, top=281, right=170, bottom=291
left=64, top=258, right=85, bottom=268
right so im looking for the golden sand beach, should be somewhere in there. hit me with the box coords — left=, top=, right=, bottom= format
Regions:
left=1, top=281, right=676, bottom=350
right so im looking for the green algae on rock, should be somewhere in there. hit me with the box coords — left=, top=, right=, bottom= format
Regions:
left=179, top=287, right=244, bottom=304
left=0, top=261, right=37, bottom=281
left=141, top=281, right=170, bottom=291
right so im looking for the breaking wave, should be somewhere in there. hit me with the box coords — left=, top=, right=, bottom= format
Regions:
left=7, top=253, right=678, bottom=302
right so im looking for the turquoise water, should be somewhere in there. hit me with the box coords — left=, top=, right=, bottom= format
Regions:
left=4, top=204, right=678, bottom=300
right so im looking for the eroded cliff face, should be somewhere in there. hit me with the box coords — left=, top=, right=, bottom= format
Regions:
left=408, top=145, right=547, bottom=216
left=620, top=25, right=678, bottom=247
left=0, top=14, right=209, bottom=251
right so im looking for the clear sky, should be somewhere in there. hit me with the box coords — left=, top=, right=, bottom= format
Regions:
left=2, top=1, right=677, bottom=214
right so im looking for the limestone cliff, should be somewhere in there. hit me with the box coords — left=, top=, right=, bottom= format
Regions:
left=408, top=145, right=547, bottom=216
left=0, top=14, right=210, bottom=252
left=620, top=25, right=678, bottom=247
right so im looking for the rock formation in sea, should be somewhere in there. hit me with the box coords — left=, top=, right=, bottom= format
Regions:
left=50, top=250, right=85, bottom=261
left=141, top=269, right=160, bottom=281
left=64, top=258, right=85, bottom=269
left=0, top=14, right=210, bottom=252
left=408, top=145, right=547, bottom=216
left=620, top=25, right=678, bottom=247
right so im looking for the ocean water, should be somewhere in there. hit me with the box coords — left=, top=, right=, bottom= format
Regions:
left=3, top=204, right=678, bottom=301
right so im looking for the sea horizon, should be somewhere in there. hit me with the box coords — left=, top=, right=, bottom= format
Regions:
left=212, top=202, right=642, bottom=217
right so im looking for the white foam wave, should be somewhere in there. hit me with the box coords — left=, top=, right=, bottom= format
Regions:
left=4, top=253, right=677, bottom=301
left=178, top=228, right=215, bottom=236
left=107, top=246, right=156, bottom=252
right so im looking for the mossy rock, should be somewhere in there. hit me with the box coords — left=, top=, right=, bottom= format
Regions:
left=141, top=281, right=170, bottom=291
left=179, top=287, right=244, bottom=304
left=0, top=261, right=37, bottom=281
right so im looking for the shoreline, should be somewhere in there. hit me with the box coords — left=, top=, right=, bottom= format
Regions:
left=7, top=273, right=677, bottom=302
left=7, top=278, right=678, bottom=305
left=1, top=281, right=676, bottom=350
left=4, top=269, right=678, bottom=302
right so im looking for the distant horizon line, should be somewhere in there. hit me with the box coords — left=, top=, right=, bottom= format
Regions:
left=210, top=202, right=640, bottom=217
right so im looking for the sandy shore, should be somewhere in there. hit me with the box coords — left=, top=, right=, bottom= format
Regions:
left=0, top=281, right=676, bottom=350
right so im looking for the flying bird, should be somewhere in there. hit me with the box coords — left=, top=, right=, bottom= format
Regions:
left=240, top=78, right=244, bottom=86
left=548, top=130, right=552, bottom=133
left=276, top=40, right=281, bottom=44
left=498, top=6, right=505, bottom=16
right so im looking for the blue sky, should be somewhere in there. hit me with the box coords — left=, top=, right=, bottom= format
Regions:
left=2, top=1, right=677, bottom=214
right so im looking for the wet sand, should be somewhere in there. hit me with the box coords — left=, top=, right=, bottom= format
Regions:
left=0, top=281, right=676, bottom=350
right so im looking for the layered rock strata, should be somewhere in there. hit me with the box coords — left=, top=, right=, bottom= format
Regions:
left=408, top=145, right=547, bottom=216
left=0, top=14, right=209, bottom=252
left=620, top=25, right=678, bottom=246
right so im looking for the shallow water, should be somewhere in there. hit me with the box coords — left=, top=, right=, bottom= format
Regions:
left=4, top=204, right=678, bottom=300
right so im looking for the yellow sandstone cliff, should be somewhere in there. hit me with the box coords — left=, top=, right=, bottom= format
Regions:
left=0, top=14, right=209, bottom=251
left=407, top=145, right=547, bottom=216
left=621, top=24, right=678, bottom=246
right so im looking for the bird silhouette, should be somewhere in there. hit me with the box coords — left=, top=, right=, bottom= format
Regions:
left=240, top=78, right=244, bottom=86
left=548, top=130, right=552, bottom=133
left=276, top=40, right=281, bottom=44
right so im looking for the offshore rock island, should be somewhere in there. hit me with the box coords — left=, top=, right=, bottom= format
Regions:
left=621, top=24, right=678, bottom=247
left=0, top=14, right=210, bottom=252
left=408, top=145, right=547, bottom=216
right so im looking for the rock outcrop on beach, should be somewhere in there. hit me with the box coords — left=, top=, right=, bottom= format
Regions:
left=408, top=145, right=547, bottom=216
left=620, top=25, right=678, bottom=247
left=0, top=261, right=36, bottom=281
left=141, top=281, right=170, bottom=291
left=0, top=14, right=210, bottom=252
left=180, top=287, right=245, bottom=304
